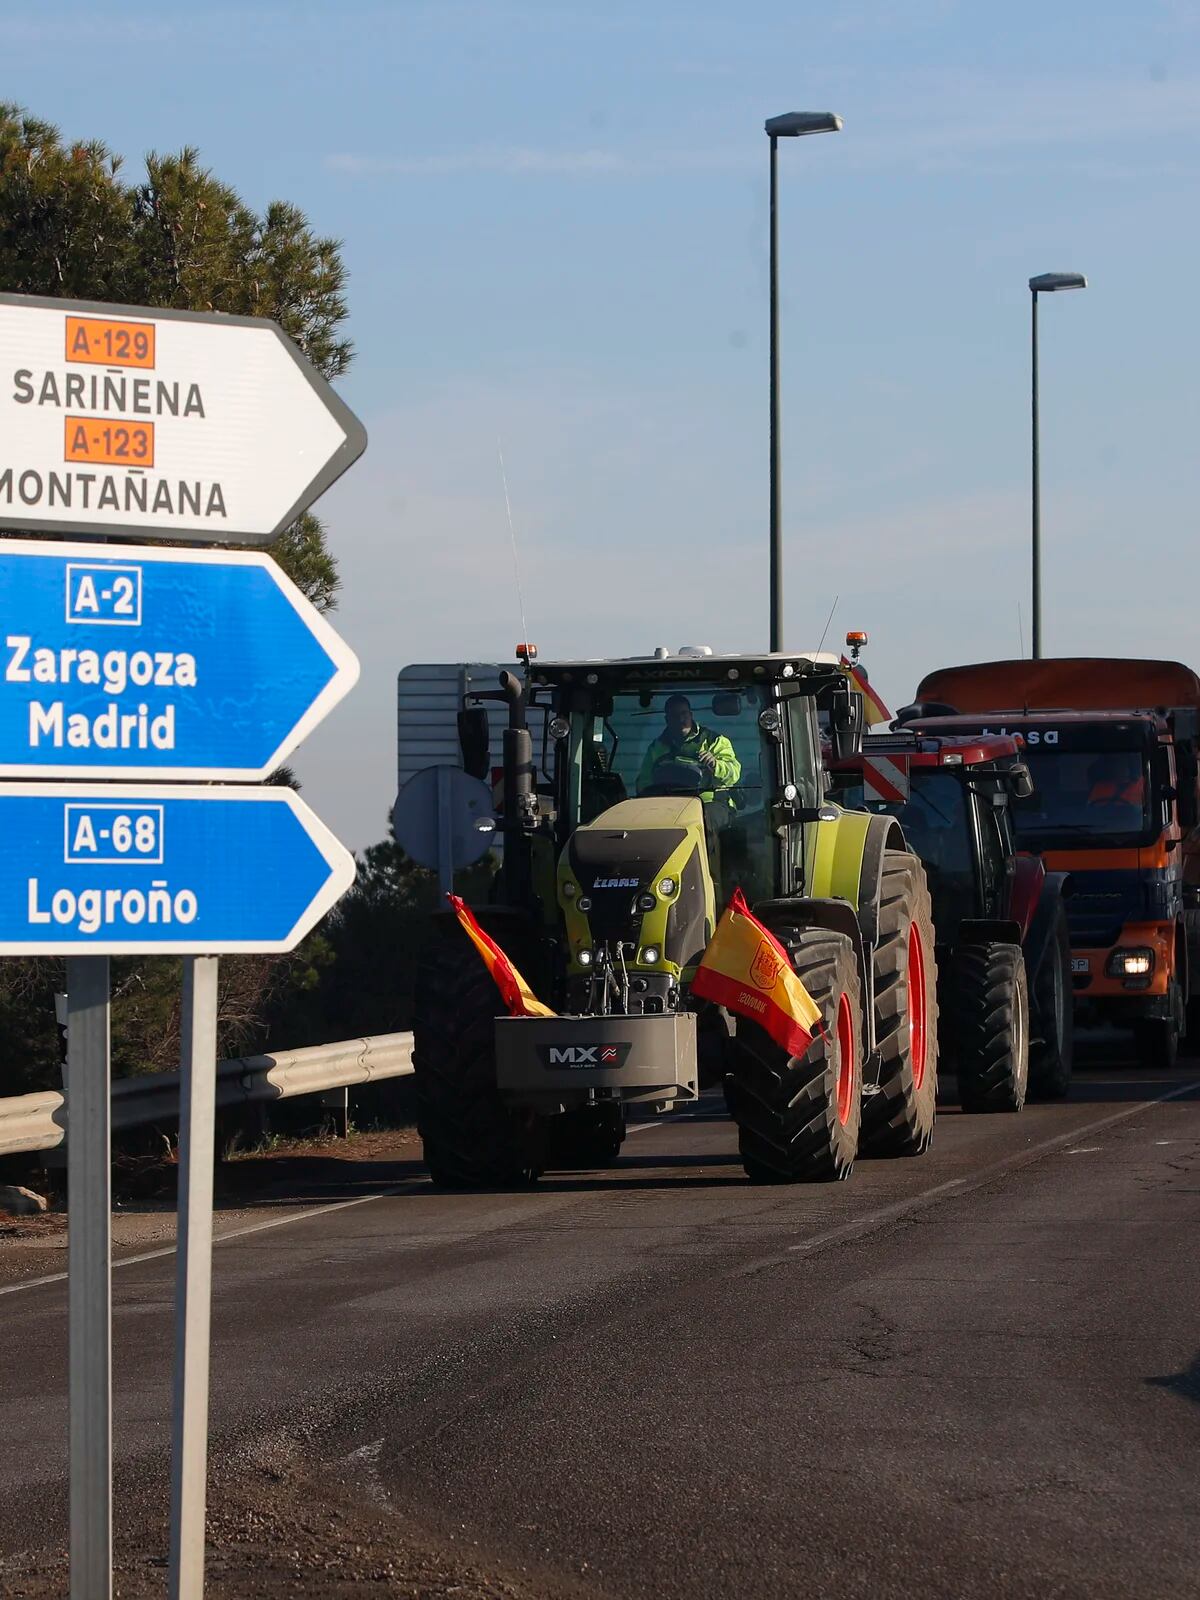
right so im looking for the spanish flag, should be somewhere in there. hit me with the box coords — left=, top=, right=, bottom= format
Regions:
left=692, top=890, right=823, bottom=1057
left=447, top=895, right=556, bottom=1018
left=839, top=655, right=892, bottom=727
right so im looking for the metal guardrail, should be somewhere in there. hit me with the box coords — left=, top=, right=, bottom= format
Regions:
left=0, top=1032, right=415, bottom=1157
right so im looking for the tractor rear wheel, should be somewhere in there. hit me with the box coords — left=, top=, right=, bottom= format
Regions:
left=412, top=917, right=545, bottom=1188
left=724, top=925, right=862, bottom=1183
left=860, top=851, right=938, bottom=1156
left=547, top=1103, right=626, bottom=1169
left=1028, top=903, right=1073, bottom=1099
left=952, top=943, right=1029, bottom=1113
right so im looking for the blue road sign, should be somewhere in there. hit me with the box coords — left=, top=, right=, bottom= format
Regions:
left=0, top=784, right=355, bottom=954
left=0, top=539, right=358, bottom=779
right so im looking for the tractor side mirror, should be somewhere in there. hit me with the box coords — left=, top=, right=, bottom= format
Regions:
left=1009, top=763, right=1035, bottom=800
left=457, top=707, right=491, bottom=780
left=829, top=685, right=864, bottom=762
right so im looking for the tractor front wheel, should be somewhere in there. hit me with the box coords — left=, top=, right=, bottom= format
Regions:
left=952, top=942, right=1030, bottom=1113
left=412, top=918, right=545, bottom=1188
left=860, top=851, right=938, bottom=1156
left=724, top=925, right=862, bottom=1183
left=1028, top=903, right=1074, bottom=1099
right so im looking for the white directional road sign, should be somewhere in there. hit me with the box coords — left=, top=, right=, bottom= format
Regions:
left=0, top=293, right=366, bottom=544
left=0, top=783, right=356, bottom=954
left=0, top=538, right=359, bottom=779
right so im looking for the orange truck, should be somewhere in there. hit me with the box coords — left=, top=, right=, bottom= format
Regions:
left=896, top=658, right=1200, bottom=1067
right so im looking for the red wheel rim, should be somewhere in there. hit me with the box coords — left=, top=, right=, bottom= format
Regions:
left=907, top=922, right=928, bottom=1091
left=835, top=991, right=856, bottom=1126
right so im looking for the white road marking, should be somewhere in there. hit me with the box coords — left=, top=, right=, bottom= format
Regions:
left=0, top=1186, right=408, bottom=1300
left=4, top=1080, right=1197, bottom=1301
left=1068, top=1146, right=1102, bottom=1154
left=773, top=1078, right=1200, bottom=1265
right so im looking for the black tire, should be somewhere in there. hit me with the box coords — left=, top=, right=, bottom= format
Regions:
left=1028, top=902, right=1074, bottom=1099
left=952, top=943, right=1029, bottom=1113
left=1134, top=988, right=1182, bottom=1071
left=724, top=926, right=862, bottom=1183
left=547, top=1103, right=626, bottom=1169
left=860, top=851, right=938, bottom=1156
left=1182, top=909, right=1200, bottom=1055
left=412, top=917, right=545, bottom=1188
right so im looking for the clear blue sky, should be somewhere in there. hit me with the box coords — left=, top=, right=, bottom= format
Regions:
left=6, top=1, right=1200, bottom=850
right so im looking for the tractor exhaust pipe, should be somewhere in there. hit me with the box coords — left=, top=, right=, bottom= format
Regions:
left=500, top=670, right=535, bottom=902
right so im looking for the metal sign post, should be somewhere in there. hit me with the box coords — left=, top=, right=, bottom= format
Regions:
left=66, top=955, right=112, bottom=1600
left=168, top=956, right=219, bottom=1600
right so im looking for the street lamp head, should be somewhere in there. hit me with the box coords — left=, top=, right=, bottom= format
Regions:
left=765, top=111, right=843, bottom=138
left=1029, top=272, right=1087, bottom=293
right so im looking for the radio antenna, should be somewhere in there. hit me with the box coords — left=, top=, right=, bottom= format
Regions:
left=1017, top=603, right=1026, bottom=659
left=498, top=440, right=530, bottom=650
left=815, top=594, right=839, bottom=658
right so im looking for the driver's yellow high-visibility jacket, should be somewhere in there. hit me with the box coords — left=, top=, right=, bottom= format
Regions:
left=636, top=724, right=742, bottom=797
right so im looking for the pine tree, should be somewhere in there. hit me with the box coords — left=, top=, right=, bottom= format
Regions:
left=0, top=103, right=350, bottom=609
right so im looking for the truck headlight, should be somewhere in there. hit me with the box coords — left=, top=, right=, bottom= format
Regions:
left=1106, top=948, right=1154, bottom=977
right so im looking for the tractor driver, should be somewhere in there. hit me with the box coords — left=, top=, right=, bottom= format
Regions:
left=636, top=694, right=742, bottom=815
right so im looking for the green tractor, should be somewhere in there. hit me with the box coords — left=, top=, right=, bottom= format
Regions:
left=411, top=647, right=938, bottom=1186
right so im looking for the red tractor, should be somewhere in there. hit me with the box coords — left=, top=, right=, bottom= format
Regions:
left=829, top=729, right=1073, bottom=1109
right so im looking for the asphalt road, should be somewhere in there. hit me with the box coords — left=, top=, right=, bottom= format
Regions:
left=2, top=1047, right=1199, bottom=1598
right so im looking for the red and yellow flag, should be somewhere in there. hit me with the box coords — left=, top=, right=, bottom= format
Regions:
left=692, top=890, right=823, bottom=1058
left=447, top=895, right=556, bottom=1018
left=839, top=655, right=892, bottom=726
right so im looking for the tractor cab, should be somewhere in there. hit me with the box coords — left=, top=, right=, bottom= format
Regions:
left=462, top=648, right=865, bottom=920
left=827, top=730, right=1031, bottom=946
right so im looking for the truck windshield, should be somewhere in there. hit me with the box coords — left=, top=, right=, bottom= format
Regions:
left=1010, top=745, right=1151, bottom=845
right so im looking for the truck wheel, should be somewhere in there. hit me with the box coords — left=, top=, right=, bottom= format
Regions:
left=1028, top=903, right=1074, bottom=1099
left=547, top=1103, right=626, bottom=1169
left=952, top=943, right=1029, bottom=1113
left=1133, top=987, right=1182, bottom=1070
left=724, top=926, right=862, bottom=1183
left=860, top=851, right=938, bottom=1155
left=412, top=918, right=545, bottom=1188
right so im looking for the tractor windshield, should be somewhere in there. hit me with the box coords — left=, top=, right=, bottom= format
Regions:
left=830, top=770, right=977, bottom=930
left=562, top=679, right=800, bottom=904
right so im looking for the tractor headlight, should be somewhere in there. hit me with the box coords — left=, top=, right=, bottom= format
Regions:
left=640, top=946, right=661, bottom=965
left=1107, top=948, right=1154, bottom=977
left=562, top=881, right=577, bottom=899
left=578, top=896, right=592, bottom=912
left=658, top=877, right=677, bottom=896
left=577, top=947, right=593, bottom=966
left=637, top=892, right=657, bottom=913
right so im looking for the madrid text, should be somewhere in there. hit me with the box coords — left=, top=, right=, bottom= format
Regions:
left=5, top=638, right=196, bottom=751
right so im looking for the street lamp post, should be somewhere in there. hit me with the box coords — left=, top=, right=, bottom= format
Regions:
left=765, top=110, right=842, bottom=653
left=1028, top=271, right=1086, bottom=658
